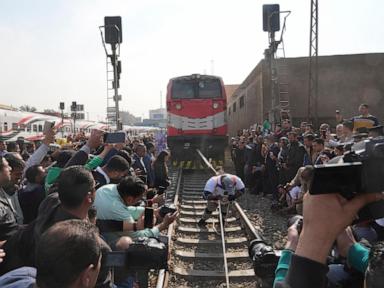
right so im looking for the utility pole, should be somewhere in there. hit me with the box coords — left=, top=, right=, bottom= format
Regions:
left=308, top=0, right=319, bottom=125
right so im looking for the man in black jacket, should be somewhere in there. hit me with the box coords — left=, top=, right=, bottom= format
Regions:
left=0, top=156, right=18, bottom=241
left=18, top=165, right=46, bottom=224
left=233, top=140, right=246, bottom=181
left=132, top=144, right=151, bottom=185
left=285, top=132, right=306, bottom=182
left=265, top=135, right=280, bottom=199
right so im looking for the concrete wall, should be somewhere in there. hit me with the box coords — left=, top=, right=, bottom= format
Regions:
left=228, top=61, right=264, bottom=136
left=228, top=53, right=384, bottom=135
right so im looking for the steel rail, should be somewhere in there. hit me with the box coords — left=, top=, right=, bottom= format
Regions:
left=156, top=168, right=183, bottom=288
left=233, top=201, right=263, bottom=241
left=218, top=201, right=231, bottom=287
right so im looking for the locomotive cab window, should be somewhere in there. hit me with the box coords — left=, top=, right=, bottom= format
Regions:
left=198, top=79, right=222, bottom=99
left=171, top=78, right=222, bottom=99
left=171, top=81, right=195, bottom=99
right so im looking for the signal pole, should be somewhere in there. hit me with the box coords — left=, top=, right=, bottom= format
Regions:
left=308, top=0, right=319, bottom=125
left=100, top=16, right=123, bottom=131
left=111, top=44, right=122, bottom=130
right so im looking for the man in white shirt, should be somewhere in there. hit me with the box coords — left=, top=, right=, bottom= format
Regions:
left=198, top=174, right=245, bottom=227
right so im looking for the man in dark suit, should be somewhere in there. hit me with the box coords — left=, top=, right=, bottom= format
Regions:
left=132, top=144, right=152, bottom=186
left=285, top=131, right=306, bottom=182
left=92, top=155, right=130, bottom=189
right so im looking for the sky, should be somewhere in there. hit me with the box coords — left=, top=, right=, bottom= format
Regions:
left=0, top=0, right=383, bottom=121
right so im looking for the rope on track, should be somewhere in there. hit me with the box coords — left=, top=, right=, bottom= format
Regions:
left=195, top=149, right=230, bottom=287
left=196, top=149, right=218, bottom=175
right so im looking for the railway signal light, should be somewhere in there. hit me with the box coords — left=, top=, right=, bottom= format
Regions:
left=263, top=4, right=280, bottom=32
left=104, top=16, right=123, bottom=44
left=71, top=101, right=77, bottom=112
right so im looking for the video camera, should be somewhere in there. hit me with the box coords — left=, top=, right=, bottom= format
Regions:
left=105, top=237, right=168, bottom=270
left=310, top=136, right=384, bottom=221
left=248, top=239, right=279, bottom=279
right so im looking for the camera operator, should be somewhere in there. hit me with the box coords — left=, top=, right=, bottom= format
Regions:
left=0, top=219, right=103, bottom=288
left=198, top=173, right=245, bottom=227
left=93, top=176, right=177, bottom=244
left=274, top=188, right=384, bottom=288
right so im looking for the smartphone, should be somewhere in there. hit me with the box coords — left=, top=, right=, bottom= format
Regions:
left=104, top=132, right=126, bottom=143
left=105, top=251, right=126, bottom=267
left=43, top=121, right=55, bottom=132
left=159, top=205, right=177, bottom=218
left=144, top=207, right=154, bottom=228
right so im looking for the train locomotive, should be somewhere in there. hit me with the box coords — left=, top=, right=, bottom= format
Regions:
left=166, top=74, right=228, bottom=161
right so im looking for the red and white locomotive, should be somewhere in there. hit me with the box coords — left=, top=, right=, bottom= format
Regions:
left=166, top=74, right=228, bottom=160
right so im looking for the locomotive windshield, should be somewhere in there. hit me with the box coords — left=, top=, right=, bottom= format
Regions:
left=171, top=78, right=222, bottom=99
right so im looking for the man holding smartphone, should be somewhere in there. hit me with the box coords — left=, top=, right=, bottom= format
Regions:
left=94, top=176, right=178, bottom=244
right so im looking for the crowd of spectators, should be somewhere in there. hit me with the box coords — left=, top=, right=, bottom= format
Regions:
left=0, top=128, right=176, bottom=288
left=231, top=103, right=384, bottom=287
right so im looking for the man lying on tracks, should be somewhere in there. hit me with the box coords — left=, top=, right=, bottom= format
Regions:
left=198, top=173, right=245, bottom=227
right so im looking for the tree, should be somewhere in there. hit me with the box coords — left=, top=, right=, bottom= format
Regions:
left=19, top=105, right=37, bottom=112
left=43, top=109, right=57, bottom=113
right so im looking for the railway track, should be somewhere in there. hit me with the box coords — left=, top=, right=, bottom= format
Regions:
left=156, top=166, right=264, bottom=288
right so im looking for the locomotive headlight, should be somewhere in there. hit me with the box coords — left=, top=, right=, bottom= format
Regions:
left=175, top=103, right=182, bottom=110
left=213, top=102, right=219, bottom=109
